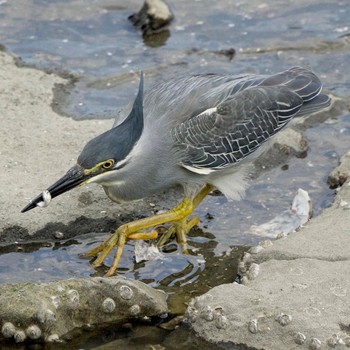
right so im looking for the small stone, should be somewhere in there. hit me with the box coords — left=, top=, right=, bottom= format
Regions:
left=14, top=330, right=26, bottom=343
left=119, top=285, right=134, bottom=300
left=248, top=319, right=258, bottom=334
left=26, top=325, right=42, bottom=340
left=310, top=337, right=322, bottom=349
left=67, top=289, right=80, bottom=308
left=102, top=298, right=116, bottom=314
left=2, top=322, right=16, bottom=338
left=47, top=334, right=60, bottom=342
left=275, top=313, right=292, bottom=326
left=129, top=304, right=141, bottom=316
left=54, top=231, right=64, bottom=239
left=294, top=332, right=306, bottom=345
left=215, top=315, right=228, bottom=329
left=200, top=306, right=214, bottom=322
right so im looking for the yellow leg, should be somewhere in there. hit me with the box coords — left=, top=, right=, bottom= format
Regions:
left=157, top=215, right=200, bottom=251
left=82, top=184, right=214, bottom=276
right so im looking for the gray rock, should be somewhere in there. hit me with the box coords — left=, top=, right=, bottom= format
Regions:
left=185, top=259, right=350, bottom=349
left=328, top=151, right=350, bottom=188
left=185, top=154, right=350, bottom=349
left=0, top=277, right=167, bottom=343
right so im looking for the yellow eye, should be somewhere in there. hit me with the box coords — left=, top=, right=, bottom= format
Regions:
left=102, top=159, right=114, bottom=169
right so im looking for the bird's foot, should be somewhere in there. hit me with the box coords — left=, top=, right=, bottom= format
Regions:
left=81, top=184, right=214, bottom=276
left=82, top=226, right=159, bottom=277
left=82, top=213, right=200, bottom=276
left=157, top=215, right=200, bottom=253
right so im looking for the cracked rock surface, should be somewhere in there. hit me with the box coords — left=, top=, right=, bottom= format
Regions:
left=0, top=277, right=167, bottom=343
left=185, top=156, right=350, bottom=349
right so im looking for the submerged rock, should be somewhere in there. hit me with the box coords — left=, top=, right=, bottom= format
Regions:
left=0, top=277, right=167, bottom=343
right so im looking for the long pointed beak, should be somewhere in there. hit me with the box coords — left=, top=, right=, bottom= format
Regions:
left=21, top=164, right=87, bottom=213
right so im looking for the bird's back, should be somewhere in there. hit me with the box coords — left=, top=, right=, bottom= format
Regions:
left=145, top=67, right=329, bottom=199
left=143, top=67, right=329, bottom=128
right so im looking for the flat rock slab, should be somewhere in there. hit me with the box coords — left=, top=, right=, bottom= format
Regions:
left=186, top=259, right=350, bottom=349
left=185, top=161, right=350, bottom=349
left=0, top=277, right=167, bottom=343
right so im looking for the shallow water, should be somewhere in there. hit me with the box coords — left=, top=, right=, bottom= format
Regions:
left=1, top=0, right=350, bottom=348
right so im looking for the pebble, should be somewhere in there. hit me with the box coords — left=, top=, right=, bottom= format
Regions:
left=275, top=313, right=292, bottom=326
left=310, top=337, right=322, bottom=349
left=26, top=325, right=42, bottom=340
left=129, top=304, right=141, bottom=316
left=102, top=298, right=116, bottom=314
left=14, top=330, right=26, bottom=343
left=54, top=231, right=64, bottom=239
left=248, top=319, right=258, bottom=334
left=119, top=285, right=134, bottom=300
left=1, top=322, right=16, bottom=338
left=294, top=332, right=306, bottom=345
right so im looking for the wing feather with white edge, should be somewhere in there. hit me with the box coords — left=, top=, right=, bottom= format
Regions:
left=172, top=86, right=304, bottom=174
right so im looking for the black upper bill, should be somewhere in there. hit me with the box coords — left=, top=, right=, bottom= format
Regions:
left=21, top=164, right=87, bottom=213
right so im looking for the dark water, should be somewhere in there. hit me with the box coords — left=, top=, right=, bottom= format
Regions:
left=1, top=0, right=350, bottom=348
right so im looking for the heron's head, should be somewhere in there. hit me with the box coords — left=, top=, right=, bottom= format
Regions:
left=21, top=73, right=144, bottom=213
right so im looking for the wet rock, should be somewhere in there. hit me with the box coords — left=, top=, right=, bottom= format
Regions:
left=129, top=0, right=174, bottom=35
left=328, top=151, right=350, bottom=188
left=0, top=277, right=167, bottom=343
left=185, top=175, right=350, bottom=349
left=185, top=259, right=350, bottom=349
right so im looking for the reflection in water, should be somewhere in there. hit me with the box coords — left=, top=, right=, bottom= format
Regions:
left=143, top=30, right=171, bottom=48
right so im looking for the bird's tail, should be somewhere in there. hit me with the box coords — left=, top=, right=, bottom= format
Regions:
left=297, top=93, right=331, bottom=117
left=269, top=67, right=331, bottom=116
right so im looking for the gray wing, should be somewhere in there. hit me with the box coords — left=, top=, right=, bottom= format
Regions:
left=172, top=66, right=331, bottom=174
left=172, top=86, right=304, bottom=173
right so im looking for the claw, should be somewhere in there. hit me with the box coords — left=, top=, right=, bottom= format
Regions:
left=81, top=184, right=214, bottom=276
